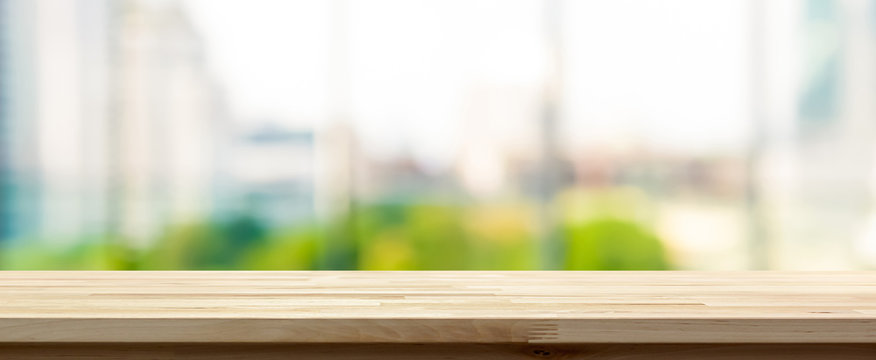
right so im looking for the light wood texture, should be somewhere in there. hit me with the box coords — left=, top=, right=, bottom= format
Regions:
left=1, top=343, right=875, bottom=360
left=1, top=271, right=875, bottom=344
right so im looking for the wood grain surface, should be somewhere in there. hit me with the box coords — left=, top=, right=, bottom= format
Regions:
left=1, top=271, right=874, bottom=344
left=1, top=343, right=875, bottom=360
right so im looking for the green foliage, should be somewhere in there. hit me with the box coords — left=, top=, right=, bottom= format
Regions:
left=240, top=226, right=320, bottom=270
left=356, top=202, right=470, bottom=270
left=0, top=239, right=134, bottom=270
left=317, top=210, right=360, bottom=270
left=139, top=223, right=215, bottom=269
left=141, top=215, right=268, bottom=269
left=564, top=219, right=669, bottom=270
left=465, top=204, right=537, bottom=270
left=0, top=193, right=673, bottom=271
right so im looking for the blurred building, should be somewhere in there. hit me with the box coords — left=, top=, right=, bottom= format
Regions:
left=34, top=0, right=113, bottom=243
left=791, top=0, right=876, bottom=269
left=111, top=0, right=218, bottom=246
left=0, top=0, right=30, bottom=242
left=314, top=121, right=357, bottom=219
left=230, top=124, right=316, bottom=227
left=0, top=0, right=105, bottom=244
left=456, top=84, right=543, bottom=199
left=760, top=0, right=876, bottom=269
left=0, top=0, right=219, bottom=247
left=0, top=0, right=23, bottom=242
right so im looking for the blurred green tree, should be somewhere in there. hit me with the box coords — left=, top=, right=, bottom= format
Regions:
left=141, top=215, right=268, bottom=269
left=564, top=219, right=669, bottom=270
left=241, top=226, right=320, bottom=270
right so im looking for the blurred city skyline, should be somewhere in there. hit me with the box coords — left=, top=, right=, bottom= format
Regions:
left=2, top=0, right=876, bottom=270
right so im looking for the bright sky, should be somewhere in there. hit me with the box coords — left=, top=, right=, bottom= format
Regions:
left=184, top=0, right=753, bottom=167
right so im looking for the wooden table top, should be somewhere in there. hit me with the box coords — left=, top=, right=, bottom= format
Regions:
left=1, top=271, right=874, bottom=343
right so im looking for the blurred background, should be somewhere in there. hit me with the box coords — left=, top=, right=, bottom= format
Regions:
left=1, top=0, right=875, bottom=270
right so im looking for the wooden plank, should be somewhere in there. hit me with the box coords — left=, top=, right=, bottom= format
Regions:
left=1, top=343, right=875, bottom=359
left=0, top=271, right=874, bottom=343
left=1, top=318, right=875, bottom=343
